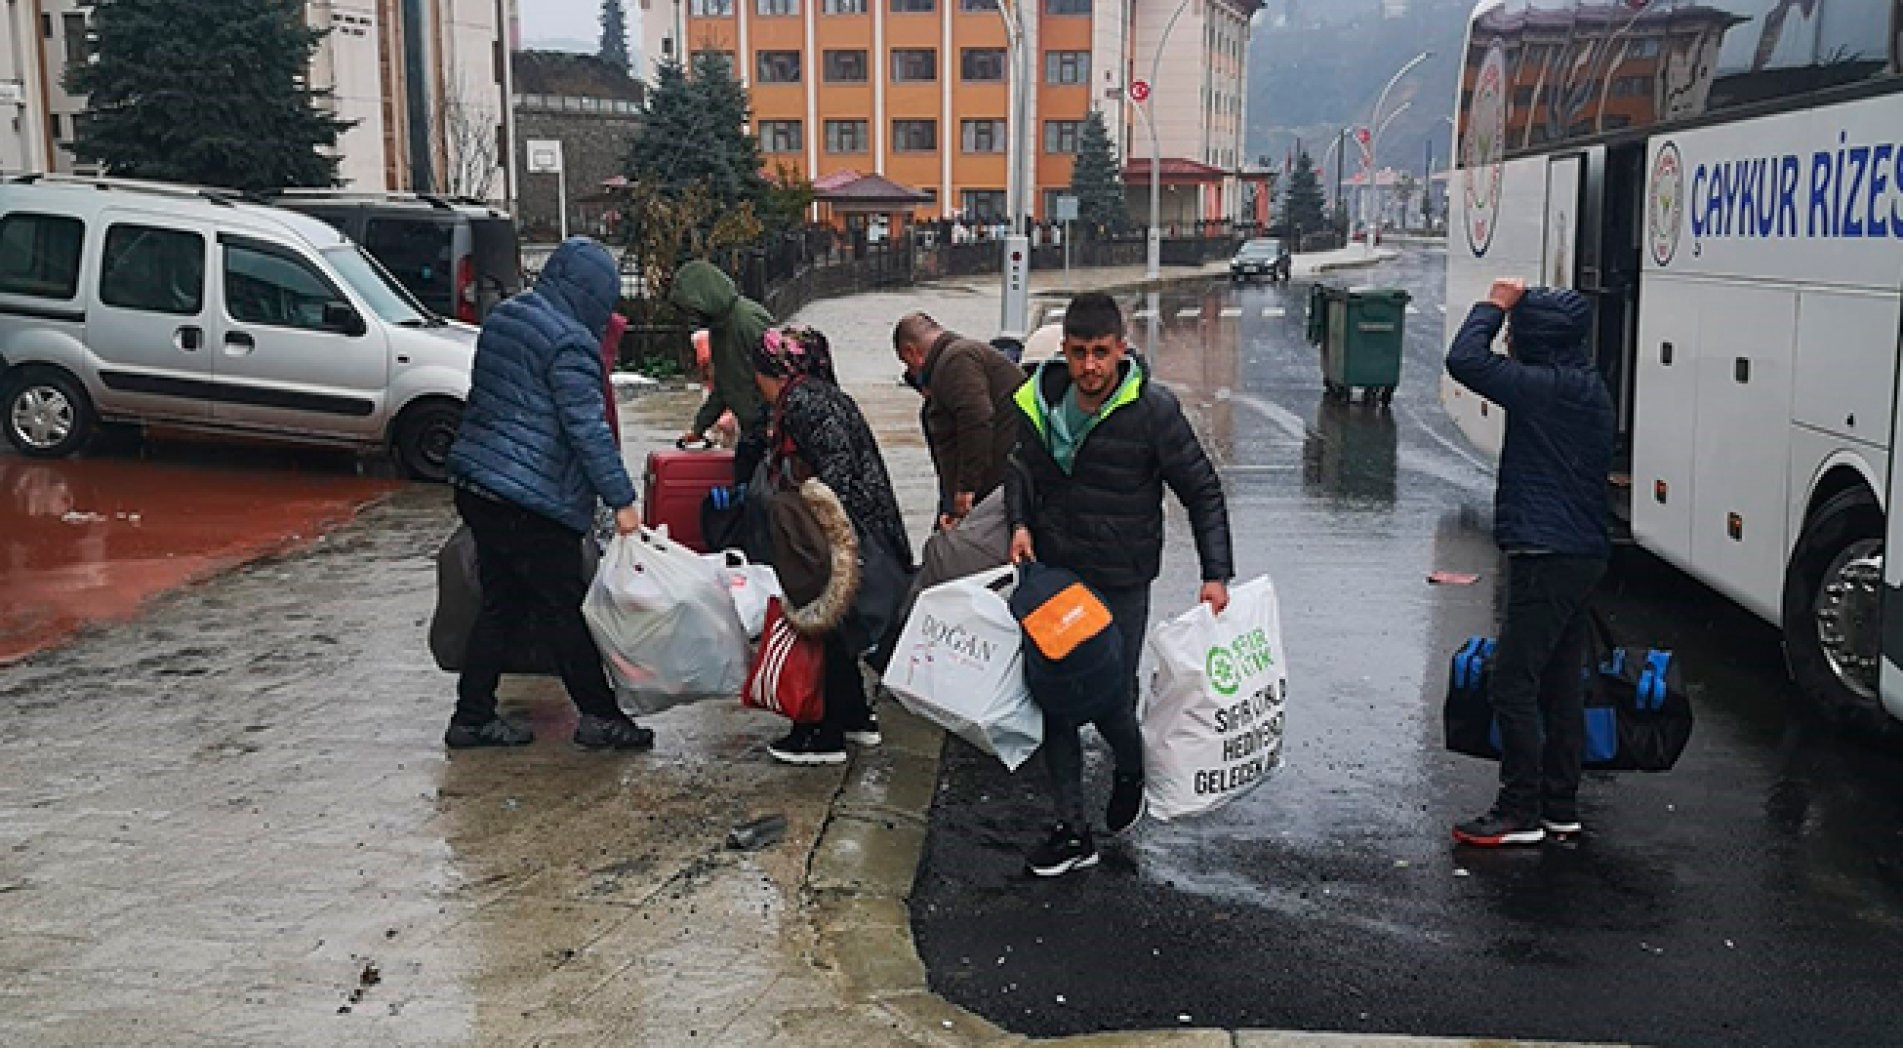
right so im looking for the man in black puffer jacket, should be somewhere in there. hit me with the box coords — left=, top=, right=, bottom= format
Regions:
left=1006, top=291, right=1233, bottom=876
left=1445, top=278, right=1614, bottom=847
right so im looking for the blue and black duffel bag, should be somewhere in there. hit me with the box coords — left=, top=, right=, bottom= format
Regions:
left=1443, top=618, right=1693, bottom=772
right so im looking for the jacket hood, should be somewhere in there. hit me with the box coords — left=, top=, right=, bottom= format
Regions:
left=669, top=260, right=740, bottom=321
left=533, top=237, right=620, bottom=341
left=1509, top=288, right=1593, bottom=367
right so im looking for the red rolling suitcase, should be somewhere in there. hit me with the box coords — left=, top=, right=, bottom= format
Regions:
left=642, top=445, right=734, bottom=552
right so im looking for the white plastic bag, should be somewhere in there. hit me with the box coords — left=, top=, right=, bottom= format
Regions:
left=880, top=566, right=1043, bottom=771
left=1140, top=575, right=1288, bottom=821
left=584, top=528, right=751, bottom=716
left=701, top=550, right=782, bottom=640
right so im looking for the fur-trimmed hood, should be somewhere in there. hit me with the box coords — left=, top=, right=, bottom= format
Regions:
left=778, top=478, right=862, bottom=637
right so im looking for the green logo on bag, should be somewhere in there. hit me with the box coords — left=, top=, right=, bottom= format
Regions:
left=1207, top=647, right=1241, bottom=696
left=1207, top=628, right=1274, bottom=696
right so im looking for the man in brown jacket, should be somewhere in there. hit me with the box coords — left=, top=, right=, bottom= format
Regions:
left=893, top=312, right=1026, bottom=530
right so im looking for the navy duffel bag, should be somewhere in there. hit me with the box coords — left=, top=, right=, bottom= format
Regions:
left=1443, top=620, right=1693, bottom=772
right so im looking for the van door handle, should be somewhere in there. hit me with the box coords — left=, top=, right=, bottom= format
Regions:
left=175, top=326, right=202, bottom=352
left=224, top=331, right=256, bottom=356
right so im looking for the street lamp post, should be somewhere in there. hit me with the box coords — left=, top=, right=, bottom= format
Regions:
left=1140, top=0, right=1196, bottom=281
left=1364, top=50, right=1432, bottom=248
left=1366, top=100, right=1410, bottom=232
left=994, top=0, right=1034, bottom=336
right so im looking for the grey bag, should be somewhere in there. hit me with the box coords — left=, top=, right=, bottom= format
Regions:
left=429, top=524, right=602, bottom=674
left=869, top=489, right=1010, bottom=672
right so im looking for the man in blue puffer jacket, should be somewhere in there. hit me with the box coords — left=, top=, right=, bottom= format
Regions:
left=443, top=237, right=652, bottom=752
left=1445, top=278, right=1614, bottom=846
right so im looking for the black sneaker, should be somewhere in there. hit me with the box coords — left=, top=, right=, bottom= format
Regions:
left=444, top=717, right=534, bottom=749
left=843, top=712, right=881, bottom=747
left=1452, top=807, right=1545, bottom=847
left=767, top=723, right=847, bottom=766
left=1105, top=771, right=1146, bottom=836
left=1025, top=823, right=1099, bottom=877
left=573, top=714, right=656, bottom=751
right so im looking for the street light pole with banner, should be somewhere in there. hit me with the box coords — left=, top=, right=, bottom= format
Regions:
left=1136, top=0, right=1192, bottom=281
left=526, top=139, right=567, bottom=241
left=1365, top=50, right=1432, bottom=248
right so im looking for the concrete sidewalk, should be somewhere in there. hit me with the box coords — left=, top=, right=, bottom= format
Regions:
left=933, top=245, right=1400, bottom=302
left=0, top=266, right=1599, bottom=1048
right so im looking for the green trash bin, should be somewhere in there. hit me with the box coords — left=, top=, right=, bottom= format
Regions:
left=1321, top=287, right=1409, bottom=405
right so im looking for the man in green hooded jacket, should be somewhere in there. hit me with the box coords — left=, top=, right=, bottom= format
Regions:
left=669, top=260, right=774, bottom=483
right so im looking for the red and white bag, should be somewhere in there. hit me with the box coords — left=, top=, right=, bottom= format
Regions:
left=742, top=598, right=825, bottom=723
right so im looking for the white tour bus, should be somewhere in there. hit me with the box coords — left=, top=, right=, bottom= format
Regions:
left=1442, top=0, right=1903, bottom=734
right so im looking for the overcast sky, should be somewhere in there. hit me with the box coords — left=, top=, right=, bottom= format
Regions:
left=521, top=0, right=607, bottom=44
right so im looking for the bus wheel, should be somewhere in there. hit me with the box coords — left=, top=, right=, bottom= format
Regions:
left=1781, top=486, right=1897, bottom=736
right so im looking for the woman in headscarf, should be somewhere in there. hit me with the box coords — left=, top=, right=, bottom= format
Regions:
left=753, top=325, right=914, bottom=765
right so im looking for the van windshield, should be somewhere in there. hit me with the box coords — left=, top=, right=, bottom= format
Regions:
left=323, top=245, right=439, bottom=327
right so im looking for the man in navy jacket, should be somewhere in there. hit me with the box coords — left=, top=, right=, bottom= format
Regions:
left=1445, top=278, right=1614, bottom=846
left=444, top=238, right=651, bottom=752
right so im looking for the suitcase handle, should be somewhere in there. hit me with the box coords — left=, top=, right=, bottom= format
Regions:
left=675, top=436, right=718, bottom=450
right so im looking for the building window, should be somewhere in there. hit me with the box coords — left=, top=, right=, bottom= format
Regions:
left=960, top=0, right=999, bottom=10
left=961, top=48, right=1006, bottom=82
left=961, top=119, right=1006, bottom=154
left=1043, top=119, right=1081, bottom=154
left=962, top=190, right=1006, bottom=219
left=689, top=0, right=734, bottom=14
left=0, top=213, right=85, bottom=300
left=1045, top=0, right=1088, bottom=14
left=890, top=49, right=936, bottom=82
left=891, top=0, right=934, bottom=11
left=824, top=50, right=868, bottom=82
left=62, top=13, right=89, bottom=69
left=1044, top=50, right=1088, bottom=85
left=759, top=120, right=803, bottom=153
left=757, top=0, right=798, bottom=13
left=756, top=50, right=802, bottom=83
left=1610, top=75, right=1652, bottom=98
left=825, top=119, right=869, bottom=153
left=892, top=119, right=937, bottom=152
left=823, top=0, right=866, bottom=11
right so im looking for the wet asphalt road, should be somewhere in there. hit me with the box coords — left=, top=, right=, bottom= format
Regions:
left=909, top=248, right=1903, bottom=1046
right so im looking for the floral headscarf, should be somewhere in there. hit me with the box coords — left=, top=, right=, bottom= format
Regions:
left=751, top=325, right=837, bottom=386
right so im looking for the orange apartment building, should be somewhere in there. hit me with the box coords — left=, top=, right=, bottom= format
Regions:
left=639, top=0, right=1259, bottom=225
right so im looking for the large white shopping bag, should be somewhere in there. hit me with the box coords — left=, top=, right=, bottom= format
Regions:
left=701, top=549, right=782, bottom=639
left=880, top=566, right=1043, bottom=771
left=584, top=528, right=751, bottom=716
left=1140, top=575, right=1288, bottom=821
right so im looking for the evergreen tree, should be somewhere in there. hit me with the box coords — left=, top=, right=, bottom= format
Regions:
left=1283, top=149, right=1328, bottom=238
left=69, top=0, right=352, bottom=190
left=599, top=0, right=631, bottom=71
left=1067, top=110, right=1126, bottom=234
left=626, top=55, right=771, bottom=229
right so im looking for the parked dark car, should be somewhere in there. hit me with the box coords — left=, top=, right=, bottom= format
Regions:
left=270, top=192, right=523, bottom=322
left=1231, top=237, right=1291, bottom=283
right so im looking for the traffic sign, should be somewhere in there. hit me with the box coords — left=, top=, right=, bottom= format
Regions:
left=1129, top=80, right=1150, bottom=102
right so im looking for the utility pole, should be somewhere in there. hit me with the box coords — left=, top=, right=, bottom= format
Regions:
left=1335, top=127, right=1346, bottom=244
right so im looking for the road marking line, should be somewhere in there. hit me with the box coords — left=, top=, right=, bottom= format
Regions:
left=1177, top=307, right=1202, bottom=318
left=1046, top=306, right=1067, bottom=317
left=1261, top=307, right=1287, bottom=318
left=1131, top=309, right=1155, bottom=319
left=1406, top=304, right=1421, bottom=315
left=1437, top=304, right=1448, bottom=313
left=1220, top=307, right=1243, bottom=318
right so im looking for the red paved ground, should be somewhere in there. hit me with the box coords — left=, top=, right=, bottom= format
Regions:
left=1, top=451, right=396, bottom=664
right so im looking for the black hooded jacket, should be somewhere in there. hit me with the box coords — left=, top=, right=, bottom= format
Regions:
left=1005, top=358, right=1233, bottom=592
left=1445, top=288, right=1614, bottom=558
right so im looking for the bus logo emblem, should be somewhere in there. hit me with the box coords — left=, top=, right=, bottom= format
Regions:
left=1462, top=42, right=1508, bottom=258
left=1648, top=142, right=1685, bottom=266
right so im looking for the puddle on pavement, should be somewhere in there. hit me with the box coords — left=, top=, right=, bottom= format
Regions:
left=0, top=449, right=396, bottom=664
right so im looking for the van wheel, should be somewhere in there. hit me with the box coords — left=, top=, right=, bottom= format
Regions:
left=1782, top=487, right=1899, bottom=738
left=3, top=367, right=95, bottom=458
left=392, top=400, right=462, bottom=483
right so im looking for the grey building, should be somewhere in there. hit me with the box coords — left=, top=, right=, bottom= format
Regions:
left=512, top=50, right=645, bottom=241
